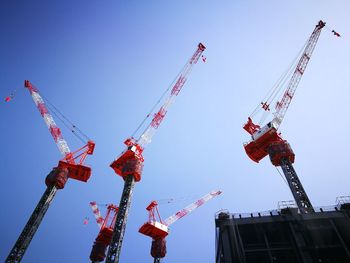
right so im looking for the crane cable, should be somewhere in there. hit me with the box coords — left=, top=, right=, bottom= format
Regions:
left=40, top=93, right=91, bottom=144
left=130, top=59, right=189, bottom=139
left=154, top=193, right=200, bottom=206
left=249, top=39, right=308, bottom=127
left=275, top=166, right=289, bottom=186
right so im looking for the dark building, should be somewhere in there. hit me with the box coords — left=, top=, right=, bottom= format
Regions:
left=215, top=198, right=350, bottom=263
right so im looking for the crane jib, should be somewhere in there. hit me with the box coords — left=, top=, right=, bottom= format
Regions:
left=135, top=43, right=206, bottom=150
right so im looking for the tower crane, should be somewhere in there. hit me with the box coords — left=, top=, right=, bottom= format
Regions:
left=89, top=202, right=119, bottom=263
left=106, top=43, right=206, bottom=263
left=139, top=190, right=222, bottom=263
left=6, top=80, right=95, bottom=262
left=243, top=20, right=338, bottom=213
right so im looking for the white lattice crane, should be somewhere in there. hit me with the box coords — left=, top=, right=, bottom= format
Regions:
left=105, top=43, right=206, bottom=263
left=139, top=190, right=222, bottom=263
left=242, top=21, right=340, bottom=213
left=6, top=80, right=95, bottom=262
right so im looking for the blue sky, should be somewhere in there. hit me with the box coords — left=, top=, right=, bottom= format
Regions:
left=1, top=1, right=350, bottom=262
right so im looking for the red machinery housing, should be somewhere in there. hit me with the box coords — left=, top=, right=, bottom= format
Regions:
left=90, top=204, right=119, bottom=262
left=58, top=140, right=95, bottom=182
left=244, top=120, right=283, bottom=163
left=139, top=221, right=169, bottom=240
left=268, top=140, right=295, bottom=166
left=139, top=201, right=169, bottom=240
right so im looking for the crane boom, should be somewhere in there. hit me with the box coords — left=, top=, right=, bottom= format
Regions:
left=107, top=43, right=206, bottom=263
left=24, top=80, right=71, bottom=158
left=273, top=20, right=325, bottom=128
left=90, top=202, right=104, bottom=229
left=164, top=190, right=222, bottom=226
left=137, top=43, right=206, bottom=149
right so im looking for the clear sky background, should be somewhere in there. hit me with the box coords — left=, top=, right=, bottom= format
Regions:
left=1, top=1, right=349, bottom=262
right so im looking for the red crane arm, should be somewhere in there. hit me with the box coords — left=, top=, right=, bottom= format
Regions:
left=243, top=21, right=327, bottom=136
left=125, top=43, right=206, bottom=160
left=25, top=80, right=71, bottom=158
left=273, top=20, right=325, bottom=127
left=163, top=190, right=222, bottom=226
left=90, top=201, right=104, bottom=229
left=24, top=80, right=95, bottom=165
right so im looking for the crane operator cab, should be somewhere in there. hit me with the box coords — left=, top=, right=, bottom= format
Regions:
left=251, top=121, right=278, bottom=141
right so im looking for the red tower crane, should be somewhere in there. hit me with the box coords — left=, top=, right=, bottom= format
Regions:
left=139, top=190, right=222, bottom=263
left=6, top=80, right=95, bottom=262
left=89, top=202, right=119, bottom=263
left=105, top=43, right=206, bottom=263
left=243, top=21, right=338, bottom=213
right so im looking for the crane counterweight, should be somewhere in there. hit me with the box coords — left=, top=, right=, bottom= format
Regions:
left=110, top=149, right=144, bottom=182
left=45, top=167, right=69, bottom=189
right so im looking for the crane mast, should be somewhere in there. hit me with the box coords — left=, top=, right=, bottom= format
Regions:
left=106, top=43, right=206, bottom=263
left=5, top=173, right=65, bottom=263
left=6, top=81, right=95, bottom=262
left=267, top=141, right=314, bottom=213
left=139, top=190, right=222, bottom=262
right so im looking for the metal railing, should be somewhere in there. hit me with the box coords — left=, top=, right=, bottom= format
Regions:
left=215, top=196, right=350, bottom=219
